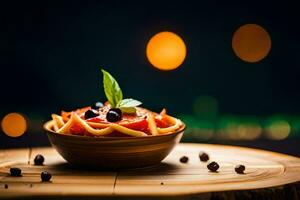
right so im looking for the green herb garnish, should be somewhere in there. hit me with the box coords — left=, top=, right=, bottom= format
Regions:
left=101, top=69, right=142, bottom=114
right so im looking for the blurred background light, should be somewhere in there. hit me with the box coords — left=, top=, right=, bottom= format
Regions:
left=237, top=122, right=262, bottom=140
left=1, top=113, right=27, bottom=137
left=146, top=31, right=186, bottom=70
left=266, top=120, right=291, bottom=140
left=193, top=95, right=218, bottom=120
left=290, top=117, right=300, bottom=138
left=190, top=120, right=214, bottom=140
left=232, top=24, right=271, bottom=62
left=217, top=116, right=240, bottom=140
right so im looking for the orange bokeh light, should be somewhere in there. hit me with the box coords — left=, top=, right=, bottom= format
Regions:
left=232, top=24, right=271, bottom=62
left=1, top=113, right=27, bottom=137
left=146, top=31, right=187, bottom=70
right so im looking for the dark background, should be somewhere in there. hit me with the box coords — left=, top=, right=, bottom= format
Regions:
left=1, top=1, right=300, bottom=155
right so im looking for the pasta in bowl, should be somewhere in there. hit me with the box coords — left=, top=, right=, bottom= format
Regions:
left=48, top=107, right=183, bottom=137
left=43, top=69, right=185, bottom=169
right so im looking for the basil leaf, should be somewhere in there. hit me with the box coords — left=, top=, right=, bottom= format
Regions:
left=101, top=69, right=123, bottom=108
left=120, top=107, right=136, bottom=114
left=118, top=98, right=142, bottom=107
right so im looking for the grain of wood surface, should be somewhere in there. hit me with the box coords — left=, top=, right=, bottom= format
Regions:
left=0, top=143, right=300, bottom=199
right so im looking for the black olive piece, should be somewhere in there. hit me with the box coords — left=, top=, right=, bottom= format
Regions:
left=106, top=108, right=122, bottom=122
left=207, top=161, right=219, bottom=172
left=199, top=152, right=209, bottom=162
left=34, top=154, right=45, bottom=165
left=84, top=110, right=99, bottom=119
left=160, top=182, right=164, bottom=185
left=10, top=168, right=22, bottom=177
left=235, top=164, right=246, bottom=174
left=91, top=102, right=103, bottom=110
left=4, top=184, right=8, bottom=189
left=179, top=156, right=189, bottom=163
left=41, top=171, right=52, bottom=182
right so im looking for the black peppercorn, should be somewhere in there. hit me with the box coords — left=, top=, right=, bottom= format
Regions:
left=34, top=154, right=45, bottom=165
left=41, top=171, right=52, bottom=182
left=199, top=152, right=209, bottom=162
left=10, top=167, right=22, bottom=177
left=179, top=156, right=189, bottom=163
left=4, top=184, right=8, bottom=189
left=207, top=161, right=219, bottom=172
left=235, top=164, right=245, bottom=174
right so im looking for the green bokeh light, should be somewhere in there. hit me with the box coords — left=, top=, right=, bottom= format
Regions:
left=193, top=96, right=218, bottom=120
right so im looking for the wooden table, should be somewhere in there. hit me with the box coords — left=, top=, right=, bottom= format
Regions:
left=1, top=143, right=300, bottom=200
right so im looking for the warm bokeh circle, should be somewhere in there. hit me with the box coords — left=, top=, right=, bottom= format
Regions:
left=1, top=113, right=27, bottom=137
left=232, top=24, right=271, bottom=62
left=146, top=31, right=187, bottom=70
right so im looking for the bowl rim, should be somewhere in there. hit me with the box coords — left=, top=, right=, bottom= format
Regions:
left=43, top=119, right=186, bottom=140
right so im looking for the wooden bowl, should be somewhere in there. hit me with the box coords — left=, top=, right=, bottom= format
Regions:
left=43, top=121, right=185, bottom=169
